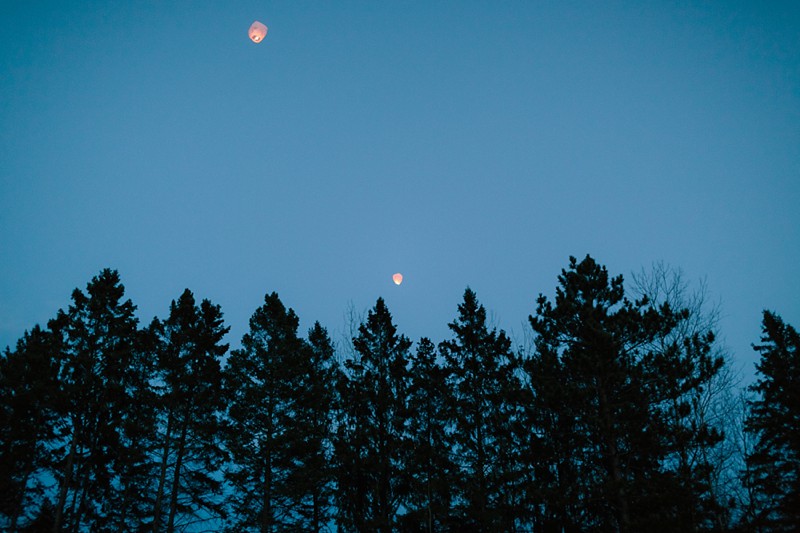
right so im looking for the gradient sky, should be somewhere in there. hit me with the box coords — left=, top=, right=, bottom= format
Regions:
left=2, top=1, right=798, bottom=382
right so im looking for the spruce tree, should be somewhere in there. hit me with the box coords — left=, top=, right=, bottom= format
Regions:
left=108, top=317, right=158, bottom=531
left=439, top=288, right=523, bottom=531
left=0, top=326, right=63, bottom=530
left=50, top=269, right=142, bottom=531
left=223, top=292, right=331, bottom=531
left=298, top=322, right=338, bottom=531
left=149, top=289, right=229, bottom=532
left=334, top=298, right=411, bottom=532
left=526, top=255, right=724, bottom=531
left=334, top=337, right=371, bottom=531
left=744, top=311, right=800, bottom=531
left=401, top=337, right=457, bottom=531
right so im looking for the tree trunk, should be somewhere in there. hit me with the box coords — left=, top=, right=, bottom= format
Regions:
left=152, top=412, right=174, bottom=532
left=71, top=469, right=90, bottom=533
left=166, top=416, right=189, bottom=533
left=598, top=385, right=630, bottom=533
left=52, top=429, right=78, bottom=533
left=476, top=405, right=488, bottom=529
left=261, top=443, right=272, bottom=533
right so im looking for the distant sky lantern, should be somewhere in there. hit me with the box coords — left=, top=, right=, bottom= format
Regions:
left=249, top=21, right=268, bottom=43
left=392, top=273, right=403, bottom=285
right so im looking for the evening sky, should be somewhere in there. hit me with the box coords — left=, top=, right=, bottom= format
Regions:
left=2, top=1, right=798, bottom=381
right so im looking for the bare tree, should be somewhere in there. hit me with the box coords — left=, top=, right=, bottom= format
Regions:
left=631, top=262, right=745, bottom=527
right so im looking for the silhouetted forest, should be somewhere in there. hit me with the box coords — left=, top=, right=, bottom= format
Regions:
left=1, top=255, right=798, bottom=532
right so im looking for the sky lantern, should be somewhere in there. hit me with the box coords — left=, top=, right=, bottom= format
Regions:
left=249, top=21, right=268, bottom=43
left=392, top=273, right=403, bottom=285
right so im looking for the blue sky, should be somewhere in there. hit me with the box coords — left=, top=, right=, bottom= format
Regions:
left=1, top=1, right=798, bottom=381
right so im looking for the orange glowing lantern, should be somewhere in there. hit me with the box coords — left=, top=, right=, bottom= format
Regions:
left=392, top=273, right=403, bottom=285
left=249, top=21, right=268, bottom=43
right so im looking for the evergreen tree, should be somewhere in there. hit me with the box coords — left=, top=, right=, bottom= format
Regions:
left=0, top=326, right=63, bottom=530
left=335, top=298, right=411, bottom=532
left=744, top=311, right=800, bottom=531
left=224, top=292, right=332, bottom=531
left=149, top=289, right=229, bottom=532
left=108, top=318, right=158, bottom=531
left=526, top=255, right=724, bottom=532
left=522, top=325, right=584, bottom=531
left=439, top=288, right=523, bottom=531
left=334, top=338, right=371, bottom=531
left=297, top=322, right=338, bottom=531
left=50, top=269, right=143, bottom=531
left=400, top=337, right=457, bottom=532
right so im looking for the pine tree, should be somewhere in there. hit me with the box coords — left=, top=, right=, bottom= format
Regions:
left=401, top=337, right=457, bottom=531
left=439, top=288, right=523, bottom=531
left=335, top=298, right=411, bottom=532
left=50, top=269, right=142, bottom=531
left=744, top=311, right=800, bottom=531
left=224, top=292, right=331, bottom=531
left=526, top=255, right=724, bottom=531
left=0, top=326, right=63, bottom=530
left=297, top=322, right=338, bottom=531
left=107, top=318, right=158, bottom=531
left=522, top=325, right=584, bottom=531
left=334, top=338, right=371, bottom=531
left=149, top=289, right=229, bottom=532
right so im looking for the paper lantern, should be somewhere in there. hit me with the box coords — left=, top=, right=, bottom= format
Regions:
left=249, top=21, right=268, bottom=43
left=392, top=273, right=403, bottom=285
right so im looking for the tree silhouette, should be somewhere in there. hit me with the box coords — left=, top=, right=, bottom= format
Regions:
left=0, top=326, right=62, bottom=530
left=224, top=292, right=334, bottom=531
left=49, top=269, right=142, bottom=531
left=440, top=288, right=523, bottom=531
left=149, top=289, right=229, bottom=532
left=527, top=255, right=724, bottom=531
left=335, top=298, right=411, bottom=532
left=297, top=322, right=338, bottom=531
left=744, top=311, right=800, bottom=531
left=401, top=337, right=457, bottom=531
left=0, top=260, right=779, bottom=530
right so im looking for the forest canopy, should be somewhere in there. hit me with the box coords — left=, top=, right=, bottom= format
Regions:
left=1, top=255, right=797, bottom=532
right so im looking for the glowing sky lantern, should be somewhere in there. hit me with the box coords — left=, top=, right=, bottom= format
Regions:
left=249, top=21, right=268, bottom=43
left=392, top=273, right=403, bottom=286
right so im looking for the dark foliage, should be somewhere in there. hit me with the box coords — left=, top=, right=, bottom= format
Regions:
left=49, top=269, right=143, bottom=531
left=744, top=311, right=800, bottom=531
left=439, top=288, right=525, bottom=531
left=335, top=298, right=411, bottom=532
left=0, top=327, right=62, bottom=530
left=402, top=337, right=457, bottom=532
left=149, top=289, right=229, bottom=532
left=223, top=292, right=335, bottom=532
left=526, top=255, right=724, bottom=532
left=0, top=258, right=777, bottom=531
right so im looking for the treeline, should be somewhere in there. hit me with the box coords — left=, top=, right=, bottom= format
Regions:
left=1, top=255, right=798, bottom=532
